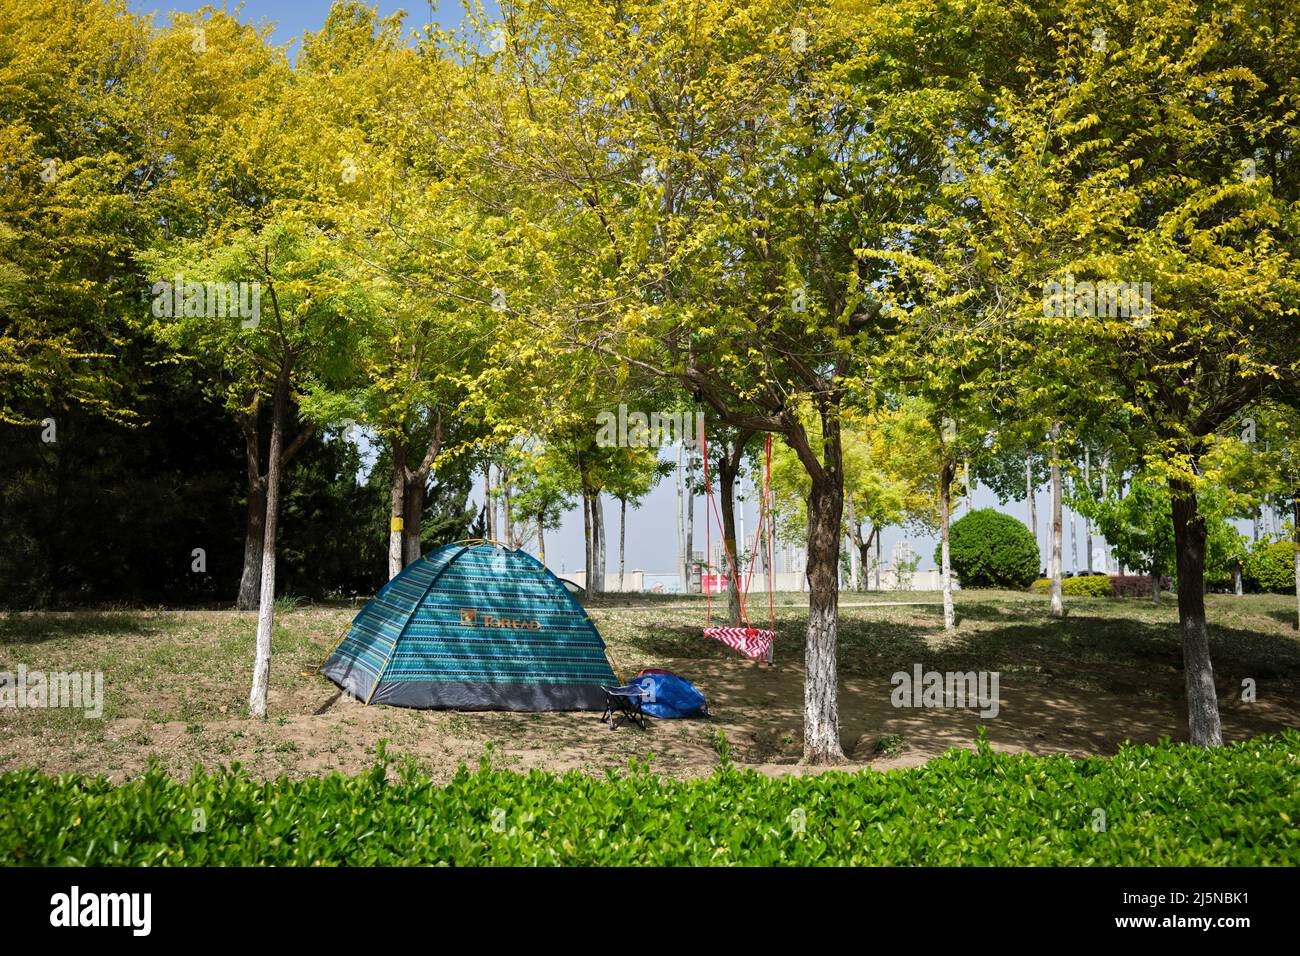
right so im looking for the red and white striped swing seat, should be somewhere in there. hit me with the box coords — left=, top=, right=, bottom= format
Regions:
left=703, top=625, right=775, bottom=662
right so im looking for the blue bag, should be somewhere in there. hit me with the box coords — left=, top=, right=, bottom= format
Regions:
left=630, top=670, right=709, bottom=719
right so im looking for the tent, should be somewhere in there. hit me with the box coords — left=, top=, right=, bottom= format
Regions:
left=321, top=541, right=617, bottom=710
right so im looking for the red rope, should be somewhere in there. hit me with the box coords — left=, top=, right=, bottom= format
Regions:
left=764, top=434, right=775, bottom=632
left=705, top=469, right=750, bottom=626
left=701, top=431, right=784, bottom=635
left=700, top=427, right=753, bottom=628
left=702, top=429, right=710, bottom=628
left=738, top=434, right=776, bottom=634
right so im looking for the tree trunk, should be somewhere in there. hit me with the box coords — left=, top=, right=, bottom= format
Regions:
left=1026, top=455, right=1038, bottom=567
left=484, top=464, right=495, bottom=541
left=1084, top=447, right=1093, bottom=573
left=1069, top=482, right=1078, bottom=574
left=388, top=441, right=407, bottom=580
left=582, top=486, right=593, bottom=590
left=681, top=447, right=691, bottom=590
left=685, top=451, right=695, bottom=592
left=940, top=460, right=956, bottom=632
left=594, top=491, right=606, bottom=593
left=1170, top=479, right=1223, bottom=746
left=845, top=494, right=864, bottom=592
left=1152, top=573, right=1161, bottom=604
left=1100, top=453, right=1110, bottom=572
left=237, top=475, right=267, bottom=611
left=248, top=376, right=288, bottom=719
left=857, top=525, right=876, bottom=593
left=618, top=497, right=626, bottom=592
left=403, top=472, right=424, bottom=565
left=1293, top=497, right=1299, bottom=630
left=803, top=462, right=845, bottom=764
left=537, top=513, right=547, bottom=568
left=500, top=464, right=513, bottom=548
left=1049, top=425, right=1064, bottom=617
left=1232, top=561, right=1243, bottom=596
left=875, top=526, right=882, bottom=591
left=718, top=435, right=749, bottom=626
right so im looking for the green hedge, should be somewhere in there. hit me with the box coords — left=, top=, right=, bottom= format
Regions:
left=1029, top=576, right=1115, bottom=597
left=2, top=733, right=1297, bottom=866
left=1062, top=575, right=1115, bottom=598
left=936, top=509, right=1040, bottom=589
left=1243, top=540, right=1297, bottom=594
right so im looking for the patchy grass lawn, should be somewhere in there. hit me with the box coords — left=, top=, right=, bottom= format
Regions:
left=2, top=591, right=1298, bottom=783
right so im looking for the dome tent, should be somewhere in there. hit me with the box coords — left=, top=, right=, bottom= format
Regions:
left=321, top=541, right=616, bottom=710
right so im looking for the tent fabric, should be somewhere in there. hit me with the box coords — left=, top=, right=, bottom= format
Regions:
left=322, top=542, right=616, bottom=711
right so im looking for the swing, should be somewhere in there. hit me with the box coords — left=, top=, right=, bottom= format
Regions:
left=701, top=430, right=777, bottom=663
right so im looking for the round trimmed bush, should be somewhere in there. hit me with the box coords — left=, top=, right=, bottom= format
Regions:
left=1243, top=540, right=1297, bottom=594
left=1062, top=575, right=1115, bottom=598
left=934, top=509, right=1040, bottom=589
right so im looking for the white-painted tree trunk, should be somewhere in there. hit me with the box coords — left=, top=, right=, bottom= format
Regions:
left=248, top=382, right=287, bottom=719
left=1026, top=455, right=1038, bottom=567
left=803, top=472, right=845, bottom=763
left=1293, top=499, right=1299, bottom=630
left=1049, top=425, right=1064, bottom=618
left=685, top=452, right=694, bottom=592
left=940, top=461, right=956, bottom=632
left=676, top=447, right=687, bottom=590
left=618, top=497, right=626, bottom=592
left=1084, top=447, right=1093, bottom=573
left=388, top=446, right=406, bottom=580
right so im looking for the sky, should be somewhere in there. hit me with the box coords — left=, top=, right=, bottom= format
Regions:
left=126, top=1, right=501, bottom=46
left=119, top=2, right=1154, bottom=583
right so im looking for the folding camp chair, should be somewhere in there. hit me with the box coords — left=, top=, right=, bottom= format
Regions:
left=600, top=684, right=647, bottom=730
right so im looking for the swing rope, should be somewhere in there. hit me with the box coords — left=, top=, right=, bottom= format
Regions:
left=700, top=429, right=776, bottom=639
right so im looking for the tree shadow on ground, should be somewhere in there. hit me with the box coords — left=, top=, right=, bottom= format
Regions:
left=0, top=612, right=159, bottom=646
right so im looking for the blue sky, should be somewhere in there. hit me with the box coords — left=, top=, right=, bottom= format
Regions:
left=126, top=1, right=500, bottom=46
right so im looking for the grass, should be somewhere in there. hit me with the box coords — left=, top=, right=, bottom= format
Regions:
left=1, top=590, right=1298, bottom=783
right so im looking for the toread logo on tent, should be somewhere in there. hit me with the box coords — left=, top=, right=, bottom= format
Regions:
left=50, top=886, right=151, bottom=936
left=460, top=607, right=541, bottom=630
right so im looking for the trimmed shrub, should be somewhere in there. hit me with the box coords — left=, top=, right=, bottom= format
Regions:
left=2, top=733, right=1298, bottom=865
left=1062, top=575, right=1115, bottom=598
left=1243, top=540, right=1297, bottom=594
left=1029, top=577, right=1050, bottom=593
left=935, top=509, right=1040, bottom=589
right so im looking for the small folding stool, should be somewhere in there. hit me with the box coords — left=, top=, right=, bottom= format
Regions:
left=600, top=683, right=648, bottom=730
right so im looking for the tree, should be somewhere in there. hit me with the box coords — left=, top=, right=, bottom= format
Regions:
left=509, top=442, right=575, bottom=568
left=0, top=0, right=155, bottom=430
left=771, top=400, right=937, bottom=591
left=942, top=0, right=1300, bottom=744
left=144, top=222, right=364, bottom=717
left=604, top=446, right=673, bottom=592
left=432, top=1, right=987, bottom=761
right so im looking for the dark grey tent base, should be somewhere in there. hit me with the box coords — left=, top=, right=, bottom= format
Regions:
left=322, top=660, right=608, bottom=711
left=375, top=680, right=607, bottom=711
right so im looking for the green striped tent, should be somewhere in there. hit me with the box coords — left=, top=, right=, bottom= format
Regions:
left=321, top=541, right=616, bottom=710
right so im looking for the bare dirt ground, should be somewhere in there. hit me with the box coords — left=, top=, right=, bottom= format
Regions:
left=2, top=591, right=1298, bottom=782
